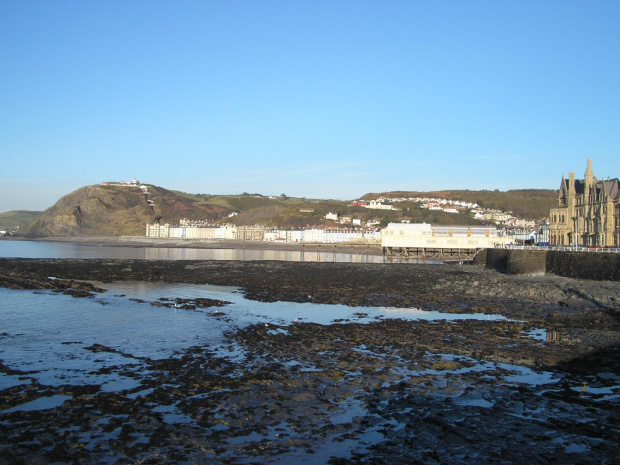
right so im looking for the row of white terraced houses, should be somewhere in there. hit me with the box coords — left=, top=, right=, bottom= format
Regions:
left=145, top=222, right=513, bottom=248
left=145, top=223, right=383, bottom=243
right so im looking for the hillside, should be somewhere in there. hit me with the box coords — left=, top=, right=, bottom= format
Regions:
left=14, top=184, right=557, bottom=238
left=0, top=210, right=42, bottom=233
left=362, top=189, right=558, bottom=220
left=19, top=184, right=228, bottom=238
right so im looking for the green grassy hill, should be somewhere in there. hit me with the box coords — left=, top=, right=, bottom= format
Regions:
left=0, top=210, right=42, bottom=233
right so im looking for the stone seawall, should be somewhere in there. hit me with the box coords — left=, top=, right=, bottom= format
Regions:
left=546, top=250, right=620, bottom=281
left=475, top=249, right=620, bottom=281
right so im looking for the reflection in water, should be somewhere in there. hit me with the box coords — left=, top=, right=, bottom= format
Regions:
left=1, top=282, right=512, bottom=389
left=0, top=240, right=445, bottom=264
left=0, top=240, right=393, bottom=263
left=0, top=282, right=512, bottom=393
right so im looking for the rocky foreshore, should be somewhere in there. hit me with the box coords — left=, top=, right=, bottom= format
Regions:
left=1, top=258, right=620, bottom=464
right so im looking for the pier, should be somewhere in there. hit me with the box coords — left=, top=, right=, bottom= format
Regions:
left=382, top=246, right=482, bottom=262
left=381, top=223, right=509, bottom=262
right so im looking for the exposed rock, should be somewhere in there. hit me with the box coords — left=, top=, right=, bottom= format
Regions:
left=19, top=184, right=226, bottom=238
left=1, top=258, right=619, bottom=464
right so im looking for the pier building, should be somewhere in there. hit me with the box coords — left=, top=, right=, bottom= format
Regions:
left=381, top=223, right=509, bottom=260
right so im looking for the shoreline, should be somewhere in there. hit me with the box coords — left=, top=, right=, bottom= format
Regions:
left=3, top=235, right=385, bottom=255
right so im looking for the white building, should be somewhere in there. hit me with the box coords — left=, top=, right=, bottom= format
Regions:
left=264, top=229, right=287, bottom=242
left=364, top=200, right=397, bottom=210
left=324, top=229, right=364, bottom=243
left=145, top=223, right=170, bottom=238
left=363, top=229, right=382, bottom=241
left=147, top=222, right=380, bottom=245
left=300, top=228, right=325, bottom=243
left=146, top=224, right=238, bottom=240
left=381, top=223, right=509, bottom=249
left=286, top=229, right=303, bottom=243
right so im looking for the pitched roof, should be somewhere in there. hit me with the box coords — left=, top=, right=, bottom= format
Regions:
left=559, top=166, right=619, bottom=201
left=600, top=178, right=620, bottom=200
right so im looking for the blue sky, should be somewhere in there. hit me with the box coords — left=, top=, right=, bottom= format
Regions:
left=1, top=1, right=619, bottom=212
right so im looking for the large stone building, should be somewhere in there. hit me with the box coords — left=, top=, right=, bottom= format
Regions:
left=549, top=159, right=620, bottom=247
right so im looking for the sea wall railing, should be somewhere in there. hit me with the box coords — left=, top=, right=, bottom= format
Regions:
left=505, top=245, right=620, bottom=253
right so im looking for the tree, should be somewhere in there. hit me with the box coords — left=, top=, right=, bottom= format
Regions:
left=380, top=215, right=391, bottom=227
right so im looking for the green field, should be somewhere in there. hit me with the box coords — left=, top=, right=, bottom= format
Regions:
left=0, top=210, right=42, bottom=231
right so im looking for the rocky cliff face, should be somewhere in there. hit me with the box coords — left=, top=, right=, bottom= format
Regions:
left=21, top=184, right=225, bottom=238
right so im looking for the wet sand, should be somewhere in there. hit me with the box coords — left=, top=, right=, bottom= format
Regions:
left=1, top=257, right=620, bottom=464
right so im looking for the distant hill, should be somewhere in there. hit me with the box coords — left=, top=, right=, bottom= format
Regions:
left=362, top=189, right=558, bottom=220
left=176, top=193, right=348, bottom=228
left=0, top=210, right=42, bottom=233
left=14, top=184, right=557, bottom=238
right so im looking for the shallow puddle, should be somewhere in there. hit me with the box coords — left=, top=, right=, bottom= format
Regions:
left=1, top=282, right=615, bottom=464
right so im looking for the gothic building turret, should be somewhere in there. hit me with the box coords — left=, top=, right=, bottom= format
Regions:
left=549, top=160, right=620, bottom=247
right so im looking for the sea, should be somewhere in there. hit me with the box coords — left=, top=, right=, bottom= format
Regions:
left=0, top=239, right=387, bottom=262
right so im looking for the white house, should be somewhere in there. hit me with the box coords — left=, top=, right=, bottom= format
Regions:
left=300, top=228, right=323, bottom=243
left=364, top=200, right=396, bottom=210
left=286, top=229, right=303, bottom=242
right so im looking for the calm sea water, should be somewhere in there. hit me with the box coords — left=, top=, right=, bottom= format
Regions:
left=0, top=239, right=385, bottom=262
